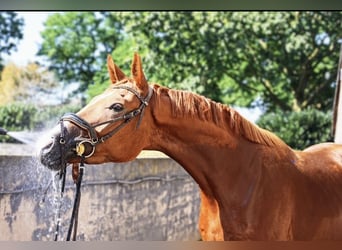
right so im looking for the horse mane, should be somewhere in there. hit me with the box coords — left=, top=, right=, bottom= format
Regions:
left=153, top=84, right=286, bottom=148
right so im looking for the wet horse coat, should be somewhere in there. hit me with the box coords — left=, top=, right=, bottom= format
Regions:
left=39, top=53, right=342, bottom=240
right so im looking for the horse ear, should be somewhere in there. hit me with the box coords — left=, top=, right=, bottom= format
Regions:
left=107, top=54, right=126, bottom=84
left=131, top=52, right=148, bottom=92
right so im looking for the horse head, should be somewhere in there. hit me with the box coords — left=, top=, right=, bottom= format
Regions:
left=39, top=53, right=154, bottom=170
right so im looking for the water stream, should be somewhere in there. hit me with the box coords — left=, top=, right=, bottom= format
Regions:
left=0, top=128, right=73, bottom=240
left=6, top=131, right=44, bottom=145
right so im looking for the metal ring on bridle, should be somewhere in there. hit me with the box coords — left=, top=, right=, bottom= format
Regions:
left=75, top=139, right=96, bottom=158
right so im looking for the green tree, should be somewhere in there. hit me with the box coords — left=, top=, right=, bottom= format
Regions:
left=38, top=12, right=124, bottom=93
left=120, top=12, right=230, bottom=102
left=0, top=12, right=24, bottom=72
left=0, top=102, right=82, bottom=142
left=38, top=12, right=342, bottom=114
left=256, top=109, right=333, bottom=149
left=0, top=103, right=37, bottom=143
left=87, top=37, right=149, bottom=100
left=121, top=12, right=342, bottom=112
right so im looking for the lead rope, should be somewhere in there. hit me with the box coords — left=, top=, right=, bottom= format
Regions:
left=66, top=157, right=85, bottom=241
left=53, top=158, right=85, bottom=241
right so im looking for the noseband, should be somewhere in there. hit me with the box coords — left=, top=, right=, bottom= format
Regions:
left=59, top=85, right=153, bottom=158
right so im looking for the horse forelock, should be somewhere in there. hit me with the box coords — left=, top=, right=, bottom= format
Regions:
left=153, top=84, right=286, bottom=148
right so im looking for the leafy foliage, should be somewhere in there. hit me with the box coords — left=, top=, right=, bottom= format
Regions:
left=38, top=12, right=124, bottom=93
left=86, top=37, right=147, bottom=100
left=120, top=12, right=230, bottom=102
left=0, top=103, right=81, bottom=143
left=38, top=12, right=342, bottom=114
left=122, top=12, right=342, bottom=112
left=256, top=109, right=333, bottom=150
left=0, top=103, right=37, bottom=142
left=0, top=12, right=24, bottom=72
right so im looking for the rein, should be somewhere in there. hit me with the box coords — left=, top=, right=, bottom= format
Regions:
left=53, top=85, right=153, bottom=241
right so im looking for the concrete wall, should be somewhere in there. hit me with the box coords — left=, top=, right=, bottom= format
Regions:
left=0, top=144, right=200, bottom=241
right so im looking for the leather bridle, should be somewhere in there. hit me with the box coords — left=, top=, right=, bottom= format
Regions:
left=59, top=85, right=154, bottom=159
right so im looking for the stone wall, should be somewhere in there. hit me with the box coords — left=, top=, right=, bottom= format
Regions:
left=0, top=144, right=200, bottom=241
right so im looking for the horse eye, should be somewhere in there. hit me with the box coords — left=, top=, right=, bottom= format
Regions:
left=108, top=103, right=124, bottom=112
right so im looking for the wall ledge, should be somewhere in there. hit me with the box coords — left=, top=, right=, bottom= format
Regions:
left=0, top=143, right=169, bottom=159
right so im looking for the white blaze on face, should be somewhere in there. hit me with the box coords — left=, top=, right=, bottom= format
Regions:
left=79, top=90, right=126, bottom=133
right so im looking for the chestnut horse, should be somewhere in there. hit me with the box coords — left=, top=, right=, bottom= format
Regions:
left=39, top=53, right=342, bottom=240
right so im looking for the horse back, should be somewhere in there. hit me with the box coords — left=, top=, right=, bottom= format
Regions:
left=291, top=143, right=342, bottom=239
left=301, top=142, right=342, bottom=171
left=298, top=142, right=342, bottom=194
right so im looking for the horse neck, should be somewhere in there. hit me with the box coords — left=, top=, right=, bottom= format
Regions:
left=146, top=86, right=293, bottom=197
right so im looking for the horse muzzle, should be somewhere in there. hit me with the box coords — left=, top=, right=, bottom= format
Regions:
left=39, top=112, right=101, bottom=170
left=38, top=126, right=86, bottom=170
